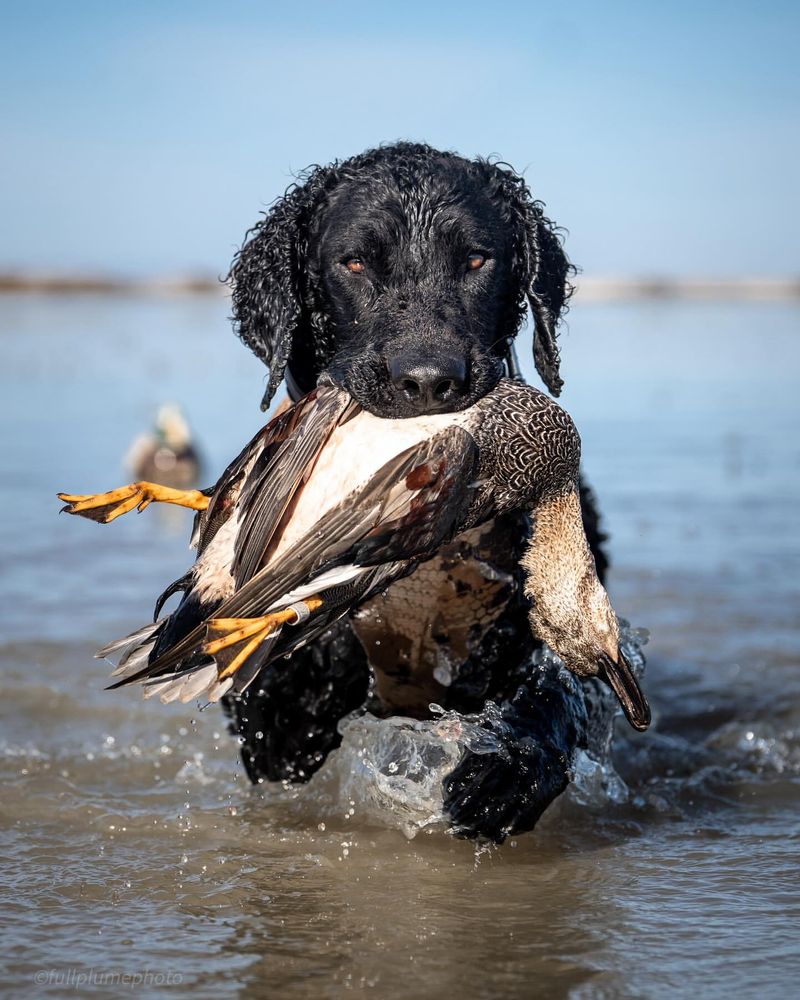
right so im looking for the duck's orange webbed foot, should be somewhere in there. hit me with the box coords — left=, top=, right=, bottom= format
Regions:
left=57, top=482, right=209, bottom=523
left=203, top=596, right=324, bottom=680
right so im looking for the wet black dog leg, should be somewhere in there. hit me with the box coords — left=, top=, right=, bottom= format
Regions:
left=223, top=621, right=370, bottom=784
left=442, top=661, right=588, bottom=843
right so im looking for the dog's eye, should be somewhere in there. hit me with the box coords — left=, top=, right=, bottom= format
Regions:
left=344, top=258, right=365, bottom=274
left=467, top=254, right=486, bottom=271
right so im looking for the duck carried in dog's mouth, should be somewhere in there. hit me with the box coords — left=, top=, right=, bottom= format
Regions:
left=58, top=377, right=650, bottom=731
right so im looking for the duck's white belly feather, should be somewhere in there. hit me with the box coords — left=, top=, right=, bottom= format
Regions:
left=192, top=511, right=238, bottom=602
left=268, top=408, right=466, bottom=564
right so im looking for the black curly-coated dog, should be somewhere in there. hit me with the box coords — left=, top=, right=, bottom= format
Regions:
left=224, top=142, right=608, bottom=841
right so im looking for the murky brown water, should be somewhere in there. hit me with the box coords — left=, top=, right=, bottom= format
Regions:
left=1, top=295, right=799, bottom=997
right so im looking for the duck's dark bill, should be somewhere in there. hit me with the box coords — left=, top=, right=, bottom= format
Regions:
left=598, top=650, right=651, bottom=731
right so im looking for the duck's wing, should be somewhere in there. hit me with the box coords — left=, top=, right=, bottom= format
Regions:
left=97, top=387, right=354, bottom=690
left=209, top=423, right=479, bottom=620
left=111, top=426, right=479, bottom=699
left=194, top=386, right=354, bottom=554
left=231, top=390, right=359, bottom=582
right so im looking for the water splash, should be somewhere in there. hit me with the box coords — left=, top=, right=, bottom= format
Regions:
left=328, top=714, right=464, bottom=838
left=316, top=624, right=649, bottom=837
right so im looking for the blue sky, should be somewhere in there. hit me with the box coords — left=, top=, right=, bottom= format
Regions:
left=1, top=0, right=797, bottom=276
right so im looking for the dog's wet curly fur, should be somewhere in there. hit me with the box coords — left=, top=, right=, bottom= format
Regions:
left=229, top=142, right=572, bottom=414
left=224, top=142, right=608, bottom=841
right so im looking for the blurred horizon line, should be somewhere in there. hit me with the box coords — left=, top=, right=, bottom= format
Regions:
left=1, top=271, right=798, bottom=303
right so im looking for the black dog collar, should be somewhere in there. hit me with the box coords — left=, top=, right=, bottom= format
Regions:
left=284, top=366, right=306, bottom=403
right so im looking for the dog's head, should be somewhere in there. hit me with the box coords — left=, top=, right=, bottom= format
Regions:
left=229, top=143, right=573, bottom=416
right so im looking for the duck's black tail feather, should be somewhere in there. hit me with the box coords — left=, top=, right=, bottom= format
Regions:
left=99, top=573, right=221, bottom=695
left=152, top=571, right=193, bottom=621
left=148, top=585, right=218, bottom=663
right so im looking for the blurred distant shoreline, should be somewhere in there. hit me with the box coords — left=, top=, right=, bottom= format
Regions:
left=1, top=272, right=799, bottom=302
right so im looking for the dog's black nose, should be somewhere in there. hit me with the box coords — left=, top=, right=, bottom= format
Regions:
left=389, top=354, right=468, bottom=413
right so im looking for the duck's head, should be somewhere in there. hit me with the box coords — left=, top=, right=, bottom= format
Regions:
left=530, top=571, right=650, bottom=731
left=155, top=403, right=192, bottom=450
left=523, top=488, right=651, bottom=732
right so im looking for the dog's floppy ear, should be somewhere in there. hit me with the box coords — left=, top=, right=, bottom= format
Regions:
left=522, top=203, right=573, bottom=397
left=228, top=166, right=339, bottom=411
left=228, top=196, right=302, bottom=410
left=483, top=160, right=574, bottom=397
